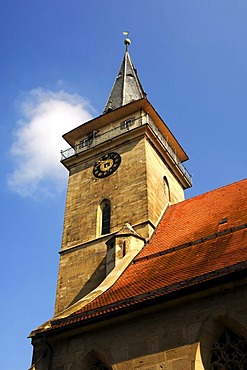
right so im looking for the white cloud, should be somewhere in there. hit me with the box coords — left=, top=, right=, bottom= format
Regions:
left=8, top=88, right=94, bottom=199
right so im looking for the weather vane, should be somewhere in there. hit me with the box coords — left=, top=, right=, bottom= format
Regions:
left=123, top=31, right=131, bottom=50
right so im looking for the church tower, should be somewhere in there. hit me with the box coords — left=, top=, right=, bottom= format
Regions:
left=55, top=37, right=192, bottom=315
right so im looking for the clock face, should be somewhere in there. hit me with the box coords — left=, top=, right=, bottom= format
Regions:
left=93, top=152, right=121, bottom=178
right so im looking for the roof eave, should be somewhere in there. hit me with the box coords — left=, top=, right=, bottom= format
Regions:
left=30, top=263, right=247, bottom=339
left=62, top=98, right=189, bottom=162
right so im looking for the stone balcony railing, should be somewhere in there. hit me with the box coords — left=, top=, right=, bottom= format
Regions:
left=60, top=115, right=192, bottom=185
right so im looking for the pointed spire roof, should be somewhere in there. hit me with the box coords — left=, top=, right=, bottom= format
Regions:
left=103, top=38, right=146, bottom=113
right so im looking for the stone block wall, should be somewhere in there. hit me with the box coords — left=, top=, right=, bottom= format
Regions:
left=55, top=137, right=150, bottom=314
left=55, top=127, right=186, bottom=315
left=145, top=139, right=185, bottom=226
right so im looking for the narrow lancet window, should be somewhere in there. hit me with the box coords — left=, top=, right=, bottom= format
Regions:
left=163, top=176, right=171, bottom=202
left=100, top=200, right=111, bottom=235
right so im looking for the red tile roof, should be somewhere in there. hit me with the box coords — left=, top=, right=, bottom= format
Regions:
left=49, top=179, right=247, bottom=331
left=139, top=178, right=246, bottom=258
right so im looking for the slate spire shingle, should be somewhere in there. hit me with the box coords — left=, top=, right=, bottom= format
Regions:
left=103, top=42, right=146, bottom=113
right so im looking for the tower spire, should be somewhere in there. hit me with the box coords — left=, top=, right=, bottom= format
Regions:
left=103, top=35, right=146, bottom=114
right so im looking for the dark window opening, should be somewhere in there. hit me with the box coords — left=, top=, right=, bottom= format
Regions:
left=79, top=138, right=88, bottom=148
left=123, top=241, right=126, bottom=257
left=163, top=176, right=171, bottom=202
left=79, top=131, right=99, bottom=149
left=219, top=217, right=228, bottom=225
left=102, top=202, right=111, bottom=235
left=120, top=117, right=135, bottom=130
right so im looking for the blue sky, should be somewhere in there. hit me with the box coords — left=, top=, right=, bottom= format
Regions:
left=1, top=1, right=247, bottom=369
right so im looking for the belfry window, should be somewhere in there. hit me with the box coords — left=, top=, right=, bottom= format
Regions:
left=100, top=200, right=111, bottom=235
left=209, top=328, right=247, bottom=369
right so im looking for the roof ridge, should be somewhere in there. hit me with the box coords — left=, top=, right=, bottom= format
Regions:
left=134, top=223, right=247, bottom=264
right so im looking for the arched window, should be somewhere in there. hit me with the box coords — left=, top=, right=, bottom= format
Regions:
left=163, top=176, right=171, bottom=202
left=80, top=349, right=112, bottom=370
left=98, top=199, right=111, bottom=235
left=209, top=328, right=247, bottom=369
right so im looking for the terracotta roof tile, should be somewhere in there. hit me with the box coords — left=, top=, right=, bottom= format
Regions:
left=139, top=179, right=247, bottom=258
left=50, top=179, right=247, bottom=331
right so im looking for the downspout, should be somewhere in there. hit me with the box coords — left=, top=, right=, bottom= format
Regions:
left=42, top=334, right=53, bottom=370
left=29, top=334, right=53, bottom=370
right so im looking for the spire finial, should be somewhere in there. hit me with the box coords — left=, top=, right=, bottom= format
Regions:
left=123, top=31, right=131, bottom=50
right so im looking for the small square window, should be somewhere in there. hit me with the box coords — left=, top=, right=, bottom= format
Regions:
left=120, top=117, right=135, bottom=130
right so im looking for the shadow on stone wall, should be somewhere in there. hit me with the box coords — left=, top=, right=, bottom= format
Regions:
left=68, top=256, right=107, bottom=307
